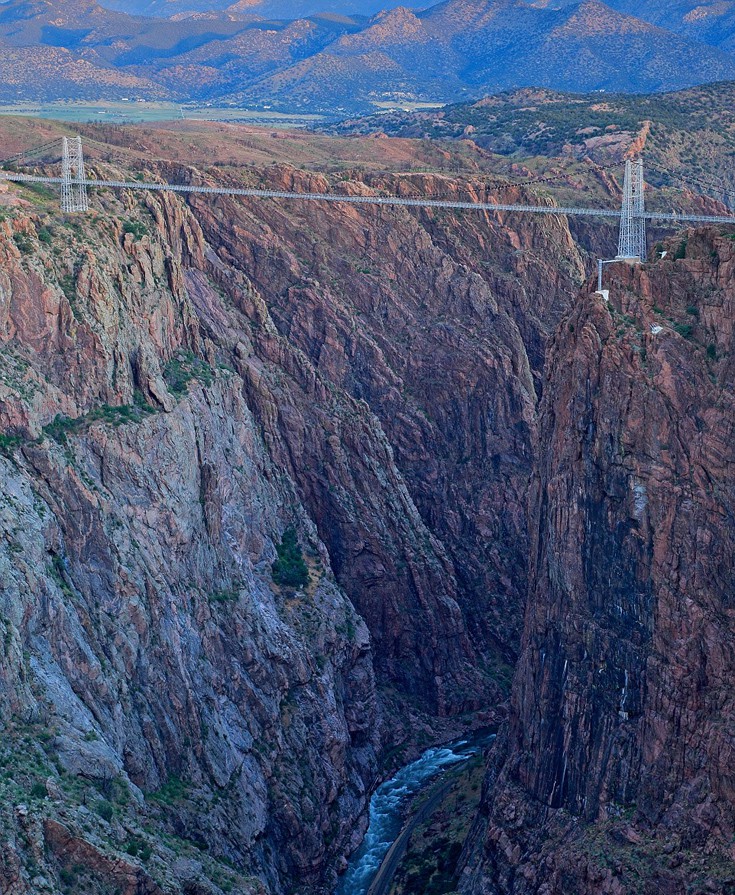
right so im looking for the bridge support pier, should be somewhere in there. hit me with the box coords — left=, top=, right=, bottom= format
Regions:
left=61, top=137, right=88, bottom=214
left=597, top=158, right=647, bottom=294
left=616, top=157, right=646, bottom=262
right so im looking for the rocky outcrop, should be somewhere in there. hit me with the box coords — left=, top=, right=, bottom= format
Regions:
left=0, top=197, right=380, bottom=895
left=461, top=228, right=735, bottom=894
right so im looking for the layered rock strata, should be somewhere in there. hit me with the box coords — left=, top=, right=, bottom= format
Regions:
left=462, top=228, right=735, bottom=895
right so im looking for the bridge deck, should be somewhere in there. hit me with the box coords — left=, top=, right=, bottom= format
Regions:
left=2, top=171, right=735, bottom=227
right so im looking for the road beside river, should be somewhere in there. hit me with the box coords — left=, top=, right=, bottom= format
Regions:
left=336, top=731, right=495, bottom=895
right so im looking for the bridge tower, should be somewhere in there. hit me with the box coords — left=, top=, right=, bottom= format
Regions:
left=617, top=157, right=646, bottom=262
left=61, top=137, right=88, bottom=214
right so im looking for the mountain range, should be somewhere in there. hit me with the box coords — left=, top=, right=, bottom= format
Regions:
left=563, top=0, right=735, bottom=51
left=90, top=0, right=735, bottom=44
left=100, top=0, right=423, bottom=15
left=0, top=0, right=734, bottom=113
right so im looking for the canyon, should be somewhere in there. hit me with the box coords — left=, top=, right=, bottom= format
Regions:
left=0, top=117, right=734, bottom=895
left=0, top=121, right=583, bottom=894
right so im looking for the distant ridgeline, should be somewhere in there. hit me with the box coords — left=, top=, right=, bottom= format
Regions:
left=0, top=0, right=734, bottom=115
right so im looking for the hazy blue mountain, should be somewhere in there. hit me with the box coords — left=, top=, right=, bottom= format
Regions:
left=0, top=0, right=734, bottom=114
left=226, top=0, right=735, bottom=112
left=605, top=0, right=735, bottom=51
left=97, top=0, right=426, bottom=16
left=531, top=0, right=735, bottom=51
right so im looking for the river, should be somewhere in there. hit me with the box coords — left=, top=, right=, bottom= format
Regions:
left=335, top=730, right=496, bottom=895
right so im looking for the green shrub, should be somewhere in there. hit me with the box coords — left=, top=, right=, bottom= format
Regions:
left=150, top=774, right=187, bottom=805
left=13, top=233, right=33, bottom=255
left=42, top=401, right=155, bottom=446
left=95, top=799, right=114, bottom=822
left=110, top=776, right=130, bottom=806
left=122, top=220, right=148, bottom=240
left=272, top=527, right=310, bottom=589
left=29, top=781, right=47, bottom=799
left=674, top=323, right=694, bottom=339
left=126, top=835, right=147, bottom=857
left=43, top=414, right=81, bottom=445
left=163, top=351, right=213, bottom=397
left=707, top=343, right=717, bottom=360
left=89, top=404, right=141, bottom=426
left=0, top=433, right=22, bottom=456
left=59, top=868, right=75, bottom=886
left=49, top=554, right=74, bottom=598
left=133, top=389, right=155, bottom=412
left=673, top=240, right=688, bottom=260
left=686, top=305, right=699, bottom=317
left=210, top=589, right=238, bottom=605
left=59, top=273, right=77, bottom=306
left=90, top=402, right=156, bottom=426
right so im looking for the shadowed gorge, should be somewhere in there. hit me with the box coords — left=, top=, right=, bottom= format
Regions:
left=0, top=92, right=734, bottom=895
left=0, top=120, right=588, bottom=894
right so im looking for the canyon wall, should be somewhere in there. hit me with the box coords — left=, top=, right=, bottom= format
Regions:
left=183, top=166, right=585, bottom=694
left=0, top=158, right=585, bottom=894
left=0, top=194, right=384, bottom=895
left=462, top=228, right=735, bottom=894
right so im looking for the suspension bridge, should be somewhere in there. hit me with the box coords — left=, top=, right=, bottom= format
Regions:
left=1, top=137, right=734, bottom=270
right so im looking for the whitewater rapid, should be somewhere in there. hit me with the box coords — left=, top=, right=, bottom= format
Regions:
left=335, top=731, right=495, bottom=895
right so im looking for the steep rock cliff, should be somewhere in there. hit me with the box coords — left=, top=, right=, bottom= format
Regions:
left=461, top=228, right=735, bottom=894
left=0, top=152, right=585, bottom=894
left=181, top=166, right=585, bottom=695
left=0, top=196, right=382, bottom=895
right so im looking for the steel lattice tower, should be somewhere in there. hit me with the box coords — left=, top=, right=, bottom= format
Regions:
left=61, top=137, right=88, bottom=214
left=617, top=158, right=646, bottom=261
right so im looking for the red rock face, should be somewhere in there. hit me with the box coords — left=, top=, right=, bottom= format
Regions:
left=0, top=163, right=585, bottom=894
left=22, top=150, right=734, bottom=894
left=183, top=167, right=585, bottom=711
left=0, top=194, right=381, bottom=894
left=461, top=229, right=735, bottom=894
